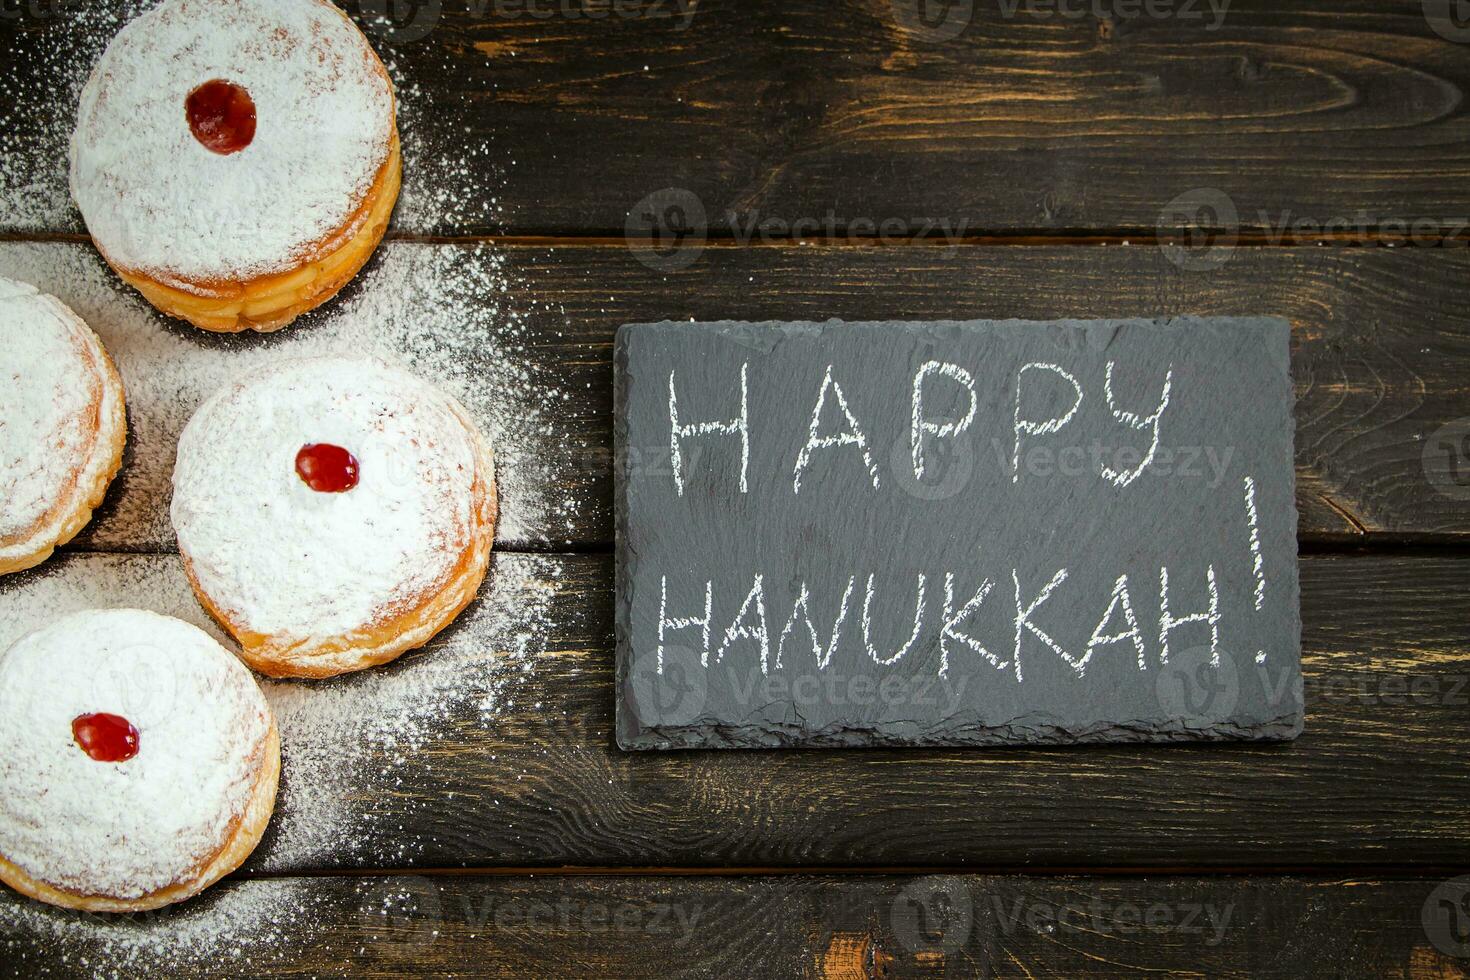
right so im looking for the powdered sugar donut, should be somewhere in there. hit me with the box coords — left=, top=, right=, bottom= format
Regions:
left=172, top=356, right=498, bottom=678
left=0, top=278, right=127, bottom=576
left=0, top=609, right=279, bottom=912
left=70, top=0, right=400, bottom=333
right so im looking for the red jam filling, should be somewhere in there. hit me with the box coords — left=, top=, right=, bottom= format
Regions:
left=186, top=79, right=257, bottom=155
left=296, top=443, right=361, bottom=493
left=72, top=713, right=140, bottom=763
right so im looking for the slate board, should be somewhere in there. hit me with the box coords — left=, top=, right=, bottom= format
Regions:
left=614, top=319, right=1303, bottom=750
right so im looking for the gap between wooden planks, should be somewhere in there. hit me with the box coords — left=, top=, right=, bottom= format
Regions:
left=10, top=231, right=1470, bottom=246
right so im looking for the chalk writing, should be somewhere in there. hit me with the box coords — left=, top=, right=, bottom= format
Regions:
left=619, top=318, right=1302, bottom=747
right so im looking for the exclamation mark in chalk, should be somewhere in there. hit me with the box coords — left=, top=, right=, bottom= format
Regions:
left=1243, top=475, right=1266, bottom=663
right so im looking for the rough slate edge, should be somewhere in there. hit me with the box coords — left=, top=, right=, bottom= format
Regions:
left=613, top=318, right=1303, bottom=752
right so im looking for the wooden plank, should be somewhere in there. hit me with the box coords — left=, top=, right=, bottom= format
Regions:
left=3, top=240, right=1468, bottom=549
left=0, top=873, right=1457, bottom=978
left=7, top=2, right=1470, bottom=238
left=3, top=551, right=1468, bottom=872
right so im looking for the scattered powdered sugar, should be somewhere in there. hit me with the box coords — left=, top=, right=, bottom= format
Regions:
left=1, top=873, right=475, bottom=977
left=0, top=2, right=144, bottom=232
left=0, top=878, right=328, bottom=979
left=258, top=551, right=560, bottom=868
left=384, top=59, right=505, bottom=232
left=1, top=1, right=506, bottom=234
left=0, top=241, right=574, bottom=548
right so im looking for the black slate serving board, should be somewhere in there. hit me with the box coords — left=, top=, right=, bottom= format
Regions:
left=615, top=318, right=1302, bottom=750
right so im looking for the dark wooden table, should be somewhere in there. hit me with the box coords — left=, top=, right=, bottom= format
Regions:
left=3, top=1, right=1470, bottom=976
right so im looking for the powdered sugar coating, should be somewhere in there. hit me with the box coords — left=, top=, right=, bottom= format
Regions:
left=172, top=356, right=486, bottom=640
left=69, top=0, right=394, bottom=289
left=0, top=277, right=121, bottom=564
left=0, top=609, right=271, bottom=900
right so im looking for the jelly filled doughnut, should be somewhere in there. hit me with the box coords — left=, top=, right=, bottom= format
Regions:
left=0, top=609, right=279, bottom=912
left=0, top=279, right=127, bottom=576
left=69, top=0, right=400, bottom=333
left=171, top=356, right=498, bottom=679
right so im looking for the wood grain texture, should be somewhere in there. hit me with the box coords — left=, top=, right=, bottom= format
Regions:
left=2, top=550, right=1467, bottom=873
left=0, top=873, right=1458, bottom=978
left=8, top=2, right=1470, bottom=238
left=2, top=240, right=1466, bottom=551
